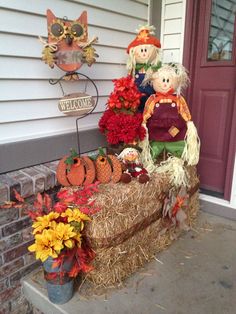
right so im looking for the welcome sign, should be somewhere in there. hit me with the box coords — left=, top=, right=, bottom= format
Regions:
left=58, top=92, right=95, bottom=116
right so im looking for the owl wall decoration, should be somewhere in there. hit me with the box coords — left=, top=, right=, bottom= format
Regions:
left=41, top=9, right=98, bottom=72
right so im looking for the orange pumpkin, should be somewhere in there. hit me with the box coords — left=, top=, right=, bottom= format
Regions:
left=56, top=156, right=71, bottom=186
left=95, top=154, right=122, bottom=184
left=66, top=157, right=85, bottom=186
left=56, top=156, right=96, bottom=186
left=56, top=153, right=122, bottom=186
left=108, top=155, right=123, bottom=183
left=95, top=155, right=112, bottom=183
left=82, top=156, right=96, bottom=186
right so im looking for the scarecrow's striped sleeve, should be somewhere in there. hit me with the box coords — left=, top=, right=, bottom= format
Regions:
left=143, top=94, right=156, bottom=124
left=177, top=96, right=192, bottom=122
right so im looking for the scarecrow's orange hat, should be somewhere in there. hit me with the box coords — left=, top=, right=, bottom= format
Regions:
left=127, top=26, right=161, bottom=53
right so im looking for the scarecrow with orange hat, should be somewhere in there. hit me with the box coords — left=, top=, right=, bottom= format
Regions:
left=126, top=25, right=162, bottom=112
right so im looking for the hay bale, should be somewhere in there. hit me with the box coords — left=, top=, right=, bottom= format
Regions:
left=84, top=166, right=199, bottom=287
left=85, top=173, right=169, bottom=248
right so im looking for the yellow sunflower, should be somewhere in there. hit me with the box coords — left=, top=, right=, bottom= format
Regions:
left=28, top=229, right=58, bottom=262
left=53, top=222, right=77, bottom=249
left=61, top=208, right=90, bottom=230
left=32, top=212, right=60, bottom=234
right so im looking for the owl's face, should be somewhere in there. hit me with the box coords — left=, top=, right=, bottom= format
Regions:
left=47, top=9, right=88, bottom=72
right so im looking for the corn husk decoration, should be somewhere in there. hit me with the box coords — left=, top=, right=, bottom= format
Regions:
left=156, top=156, right=189, bottom=188
left=139, top=124, right=156, bottom=174
left=163, top=186, right=189, bottom=230
left=182, top=121, right=200, bottom=166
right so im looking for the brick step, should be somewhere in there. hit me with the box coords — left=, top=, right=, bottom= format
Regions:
left=0, top=160, right=60, bottom=204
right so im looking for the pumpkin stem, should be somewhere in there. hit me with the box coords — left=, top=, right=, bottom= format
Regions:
left=64, top=148, right=80, bottom=171
left=98, top=147, right=106, bottom=156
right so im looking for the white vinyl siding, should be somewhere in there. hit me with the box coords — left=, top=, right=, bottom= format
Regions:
left=160, top=0, right=186, bottom=63
left=0, top=0, right=148, bottom=144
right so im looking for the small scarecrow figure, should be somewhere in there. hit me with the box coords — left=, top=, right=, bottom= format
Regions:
left=126, top=25, right=162, bottom=112
left=142, top=63, right=200, bottom=164
left=118, top=147, right=149, bottom=184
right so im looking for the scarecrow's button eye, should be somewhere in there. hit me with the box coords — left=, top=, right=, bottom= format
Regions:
left=141, top=48, right=143, bottom=53
left=51, top=23, right=64, bottom=37
left=144, top=48, right=147, bottom=52
left=71, top=24, right=84, bottom=37
left=167, top=79, right=169, bottom=83
left=163, top=78, right=166, bottom=82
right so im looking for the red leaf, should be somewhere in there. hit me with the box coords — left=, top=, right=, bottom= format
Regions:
left=63, top=195, right=77, bottom=203
left=68, top=263, right=80, bottom=278
left=44, top=193, right=52, bottom=211
left=36, top=193, right=43, bottom=206
left=81, top=263, right=94, bottom=273
left=33, top=201, right=42, bottom=211
left=54, top=202, right=67, bottom=213
left=13, top=189, right=24, bottom=203
left=79, top=207, right=90, bottom=214
left=52, top=258, right=62, bottom=269
left=27, top=210, right=38, bottom=221
left=0, top=201, right=16, bottom=209
left=57, top=189, right=69, bottom=199
left=44, top=272, right=58, bottom=280
left=33, top=193, right=44, bottom=211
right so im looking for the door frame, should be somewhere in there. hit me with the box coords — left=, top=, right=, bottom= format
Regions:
left=183, top=0, right=236, bottom=200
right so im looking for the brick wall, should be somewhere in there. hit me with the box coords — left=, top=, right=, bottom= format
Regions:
left=0, top=161, right=59, bottom=314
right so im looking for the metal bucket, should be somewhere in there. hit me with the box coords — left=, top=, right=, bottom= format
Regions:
left=43, top=257, right=74, bottom=304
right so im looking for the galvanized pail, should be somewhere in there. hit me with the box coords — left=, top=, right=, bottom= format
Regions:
left=43, top=257, right=74, bottom=304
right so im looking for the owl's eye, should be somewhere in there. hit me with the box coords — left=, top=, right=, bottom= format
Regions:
left=71, top=23, right=84, bottom=37
left=51, top=23, right=64, bottom=37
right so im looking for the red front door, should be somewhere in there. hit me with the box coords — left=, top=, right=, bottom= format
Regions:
left=185, top=0, right=236, bottom=199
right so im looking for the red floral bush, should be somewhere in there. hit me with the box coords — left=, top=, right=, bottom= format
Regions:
left=99, top=75, right=145, bottom=145
left=107, top=76, right=143, bottom=111
left=99, top=109, right=146, bottom=145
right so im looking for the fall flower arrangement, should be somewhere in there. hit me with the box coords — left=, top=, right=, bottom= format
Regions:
left=107, top=76, right=142, bottom=111
left=27, top=183, right=100, bottom=277
left=99, top=75, right=146, bottom=145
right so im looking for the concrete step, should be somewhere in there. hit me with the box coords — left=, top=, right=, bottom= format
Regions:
left=22, top=212, right=236, bottom=314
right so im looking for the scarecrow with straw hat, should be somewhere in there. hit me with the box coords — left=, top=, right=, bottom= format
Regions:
left=126, top=25, right=162, bottom=112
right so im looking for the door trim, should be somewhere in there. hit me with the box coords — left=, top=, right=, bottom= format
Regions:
left=183, top=0, right=236, bottom=201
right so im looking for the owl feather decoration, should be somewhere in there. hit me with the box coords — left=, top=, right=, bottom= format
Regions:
left=41, top=9, right=98, bottom=72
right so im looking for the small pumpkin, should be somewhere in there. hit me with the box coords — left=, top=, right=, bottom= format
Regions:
left=82, top=156, right=96, bottom=186
left=56, top=155, right=96, bottom=187
left=109, top=155, right=123, bottom=183
left=95, top=154, right=122, bottom=184
left=95, top=155, right=112, bottom=184
left=66, top=157, right=85, bottom=186
left=56, top=151, right=123, bottom=186
left=56, top=156, right=71, bottom=186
